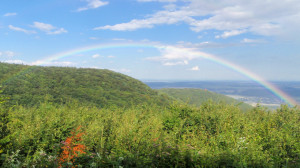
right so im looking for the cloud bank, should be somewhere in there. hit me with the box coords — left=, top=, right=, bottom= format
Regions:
left=96, top=0, right=300, bottom=38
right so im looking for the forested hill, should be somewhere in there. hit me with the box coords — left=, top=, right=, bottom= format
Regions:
left=159, top=88, right=252, bottom=111
left=0, top=62, right=170, bottom=107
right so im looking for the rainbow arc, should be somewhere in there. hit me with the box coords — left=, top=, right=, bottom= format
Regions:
left=6, top=43, right=299, bottom=107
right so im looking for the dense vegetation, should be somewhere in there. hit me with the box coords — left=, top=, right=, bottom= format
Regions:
left=0, top=101, right=299, bottom=167
left=0, top=63, right=299, bottom=167
left=0, top=62, right=170, bottom=108
left=159, top=88, right=252, bottom=111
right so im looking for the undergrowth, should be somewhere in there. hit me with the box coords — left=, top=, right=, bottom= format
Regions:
left=0, top=101, right=299, bottom=167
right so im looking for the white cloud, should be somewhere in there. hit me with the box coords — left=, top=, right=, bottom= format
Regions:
left=0, top=51, right=16, bottom=58
left=178, top=41, right=239, bottom=49
left=111, top=68, right=131, bottom=73
left=119, top=68, right=131, bottom=73
left=31, top=61, right=75, bottom=66
left=46, top=61, right=75, bottom=66
left=215, top=29, right=247, bottom=39
left=49, top=28, right=68, bottom=35
left=4, top=51, right=15, bottom=57
left=189, top=66, right=199, bottom=71
left=147, top=46, right=203, bottom=66
left=249, top=23, right=281, bottom=36
left=112, top=38, right=127, bottom=41
left=32, top=22, right=67, bottom=35
left=163, top=3, right=177, bottom=11
left=89, top=37, right=99, bottom=40
left=95, top=19, right=153, bottom=31
left=95, top=0, right=300, bottom=38
left=90, top=66, right=101, bottom=69
left=77, top=0, right=108, bottom=12
left=92, top=54, right=115, bottom=58
left=163, top=60, right=188, bottom=66
left=92, top=54, right=101, bottom=58
left=95, top=10, right=195, bottom=31
left=32, top=22, right=55, bottom=31
left=8, top=25, right=36, bottom=34
left=4, top=13, right=17, bottom=17
left=3, top=60, right=25, bottom=64
left=241, top=38, right=265, bottom=43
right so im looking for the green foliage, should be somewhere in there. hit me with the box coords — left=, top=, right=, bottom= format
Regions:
left=0, top=62, right=299, bottom=167
left=0, top=62, right=170, bottom=108
left=0, top=87, right=10, bottom=156
left=0, top=101, right=299, bottom=167
left=159, top=88, right=253, bottom=111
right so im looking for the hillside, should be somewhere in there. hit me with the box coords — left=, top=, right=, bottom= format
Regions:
left=158, top=88, right=252, bottom=111
left=0, top=62, right=170, bottom=107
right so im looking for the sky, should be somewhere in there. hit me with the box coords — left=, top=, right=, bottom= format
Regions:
left=1, top=0, right=300, bottom=81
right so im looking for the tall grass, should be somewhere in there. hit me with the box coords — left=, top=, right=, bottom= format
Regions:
left=0, top=101, right=299, bottom=167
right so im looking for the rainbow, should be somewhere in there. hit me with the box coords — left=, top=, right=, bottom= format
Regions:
left=10, top=43, right=300, bottom=106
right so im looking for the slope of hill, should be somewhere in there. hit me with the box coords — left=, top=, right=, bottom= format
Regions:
left=158, top=88, right=252, bottom=111
left=0, top=62, right=170, bottom=107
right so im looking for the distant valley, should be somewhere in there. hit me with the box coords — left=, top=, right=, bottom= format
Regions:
left=145, top=81, right=300, bottom=109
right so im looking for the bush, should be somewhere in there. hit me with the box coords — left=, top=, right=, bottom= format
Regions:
left=0, top=101, right=299, bottom=167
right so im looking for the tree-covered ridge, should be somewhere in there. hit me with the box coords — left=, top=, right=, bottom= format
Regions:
left=0, top=62, right=170, bottom=107
left=158, top=88, right=252, bottom=111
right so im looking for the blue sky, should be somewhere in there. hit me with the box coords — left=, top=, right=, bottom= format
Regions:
left=1, top=0, right=300, bottom=81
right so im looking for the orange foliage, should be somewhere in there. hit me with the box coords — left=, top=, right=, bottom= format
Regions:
left=59, top=126, right=86, bottom=167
